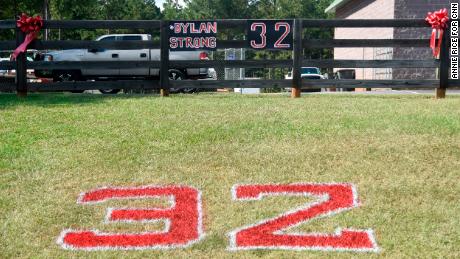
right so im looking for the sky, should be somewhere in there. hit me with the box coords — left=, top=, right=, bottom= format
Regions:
left=155, top=0, right=186, bottom=10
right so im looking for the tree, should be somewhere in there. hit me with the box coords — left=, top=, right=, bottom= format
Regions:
left=98, top=0, right=160, bottom=20
left=97, top=0, right=161, bottom=35
left=50, top=0, right=161, bottom=39
left=0, top=0, right=43, bottom=19
left=162, top=0, right=183, bottom=20
left=182, top=0, right=215, bottom=19
left=214, top=0, right=254, bottom=19
left=0, top=0, right=42, bottom=43
left=50, top=0, right=100, bottom=39
left=180, top=0, right=252, bottom=19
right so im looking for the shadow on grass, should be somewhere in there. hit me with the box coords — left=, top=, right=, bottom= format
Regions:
left=0, top=93, right=158, bottom=109
left=1, top=92, right=458, bottom=109
left=299, top=92, right=460, bottom=100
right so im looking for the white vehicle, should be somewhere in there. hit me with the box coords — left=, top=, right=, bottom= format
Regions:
left=285, top=67, right=325, bottom=92
left=0, top=58, right=9, bottom=75
left=35, top=34, right=211, bottom=94
left=1, top=55, right=35, bottom=77
left=285, top=67, right=325, bottom=80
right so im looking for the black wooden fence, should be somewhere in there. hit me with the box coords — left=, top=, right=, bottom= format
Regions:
left=0, top=18, right=457, bottom=98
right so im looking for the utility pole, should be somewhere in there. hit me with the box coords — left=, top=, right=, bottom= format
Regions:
left=43, top=0, right=50, bottom=40
left=14, top=0, right=18, bottom=18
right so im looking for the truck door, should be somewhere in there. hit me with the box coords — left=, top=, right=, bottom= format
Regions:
left=82, top=36, right=120, bottom=76
left=118, top=35, right=149, bottom=76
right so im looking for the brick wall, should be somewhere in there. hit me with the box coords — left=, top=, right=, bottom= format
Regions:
left=334, top=0, right=395, bottom=80
left=333, top=0, right=451, bottom=80
left=393, top=0, right=451, bottom=80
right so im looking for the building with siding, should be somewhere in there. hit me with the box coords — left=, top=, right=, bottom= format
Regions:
left=325, top=0, right=452, bottom=81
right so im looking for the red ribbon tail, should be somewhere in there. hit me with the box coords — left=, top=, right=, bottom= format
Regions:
left=11, top=32, right=36, bottom=60
left=434, top=30, right=444, bottom=58
left=430, top=29, right=437, bottom=57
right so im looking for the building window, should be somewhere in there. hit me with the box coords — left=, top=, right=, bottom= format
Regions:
left=373, top=47, right=393, bottom=80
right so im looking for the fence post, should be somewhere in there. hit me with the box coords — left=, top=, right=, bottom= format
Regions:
left=291, top=19, right=302, bottom=98
left=437, top=27, right=450, bottom=99
left=160, top=20, right=170, bottom=97
left=15, top=27, right=27, bottom=97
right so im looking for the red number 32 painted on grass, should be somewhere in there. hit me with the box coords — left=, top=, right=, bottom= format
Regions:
left=58, top=183, right=379, bottom=252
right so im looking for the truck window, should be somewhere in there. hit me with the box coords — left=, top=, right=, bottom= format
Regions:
left=301, top=67, right=320, bottom=75
left=121, top=36, right=142, bottom=41
left=100, top=36, right=116, bottom=41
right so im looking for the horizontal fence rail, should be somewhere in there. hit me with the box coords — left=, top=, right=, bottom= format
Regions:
left=0, top=18, right=458, bottom=97
left=29, top=80, right=159, bottom=91
left=303, top=39, right=433, bottom=48
left=3, top=79, right=457, bottom=93
left=0, top=19, right=434, bottom=29
left=1, top=39, right=441, bottom=51
left=170, top=79, right=442, bottom=89
left=0, top=59, right=441, bottom=70
left=301, top=19, right=429, bottom=27
left=301, top=59, right=440, bottom=68
left=0, top=38, right=437, bottom=51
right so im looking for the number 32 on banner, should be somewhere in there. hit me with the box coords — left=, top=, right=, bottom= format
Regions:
left=247, top=20, right=293, bottom=50
left=58, top=183, right=378, bottom=252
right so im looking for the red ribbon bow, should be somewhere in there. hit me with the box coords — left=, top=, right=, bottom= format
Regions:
left=12, top=13, right=43, bottom=60
left=426, top=8, right=449, bottom=58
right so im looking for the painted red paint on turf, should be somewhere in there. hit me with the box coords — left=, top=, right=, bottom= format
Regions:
left=229, top=183, right=378, bottom=251
left=58, top=186, right=203, bottom=250
left=58, top=183, right=378, bottom=252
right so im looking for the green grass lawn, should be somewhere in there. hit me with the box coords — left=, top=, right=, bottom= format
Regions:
left=1, top=93, right=459, bottom=258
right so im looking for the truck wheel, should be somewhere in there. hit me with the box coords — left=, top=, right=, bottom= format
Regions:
left=54, top=70, right=81, bottom=82
left=302, top=89, right=321, bottom=93
left=53, top=70, right=85, bottom=93
left=168, top=69, right=185, bottom=93
left=182, top=87, right=196, bottom=93
left=99, top=89, right=121, bottom=94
